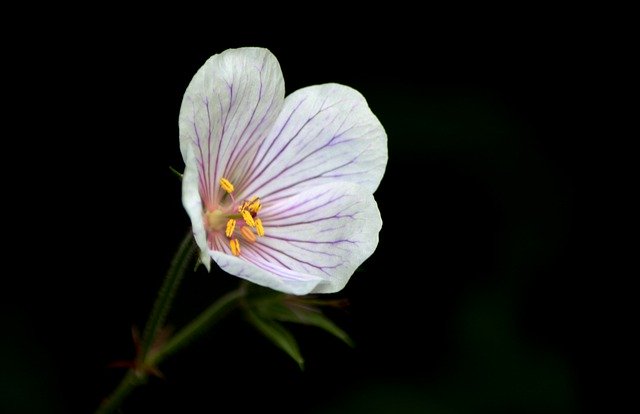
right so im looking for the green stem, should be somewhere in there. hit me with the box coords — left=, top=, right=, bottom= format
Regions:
left=138, top=231, right=196, bottom=360
left=147, top=288, right=243, bottom=366
left=95, top=371, right=145, bottom=414
left=95, top=285, right=244, bottom=414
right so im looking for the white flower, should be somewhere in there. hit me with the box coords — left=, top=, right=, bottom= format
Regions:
left=180, top=47, right=387, bottom=295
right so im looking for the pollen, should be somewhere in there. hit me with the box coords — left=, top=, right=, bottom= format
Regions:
left=213, top=194, right=265, bottom=253
left=241, top=209, right=256, bottom=227
left=229, top=238, right=241, bottom=256
left=239, top=197, right=261, bottom=214
left=247, top=197, right=262, bottom=213
left=255, top=218, right=265, bottom=237
left=225, top=219, right=236, bottom=238
left=219, top=178, right=234, bottom=193
left=240, top=226, right=257, bottom=243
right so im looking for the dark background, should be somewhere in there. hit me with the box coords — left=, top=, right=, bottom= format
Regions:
left=2, top=21, right=628, bottom=414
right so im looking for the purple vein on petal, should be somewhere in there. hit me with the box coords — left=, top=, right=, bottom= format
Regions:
left=231, top=90, right=280, bottom=194
left=260, top=139, right=378, bottom=203
left=242, top=99, right=333, bottom=194
left=192, top=101, right=210, bottom=204
left=260, top=191, right=341, bottom=221
left=244, top=242, right=293, bottom=270
left=220, top=77, right=253, bottom=182
left=241, top=97, right=308, bottom=188
left=225, top=55, right=275, bottom=185
left=224, top=67, right=264, bottom=181
left=246, top=118, right=373, bottom=201
left=290, top=242, right=342, bottom=258
left=211, top=85, right=231, bottom=203
left=259, top=158, right=360, bottom=202
left=205, top=97, right=214, bottom=205
left=263, top=234, right=358, bottom=245
left=266, top=212, right=356, bottom=228
left=241, top=245, right=315, bottom=282
left=244, top=111, right=341, bottom=195
left=250, top=241, right=341, bottom=275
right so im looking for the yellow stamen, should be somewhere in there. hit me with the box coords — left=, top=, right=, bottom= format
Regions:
left=219, top=178, right=234, bottom=193
left=248, top=197, right=262, bottom=213
left=225, top=219, right=236, bottom=238
left=240, top=226, right=257, bottom=243
left=241, top=210, right=256, bottom=227
left=255, top=218, right=265, bottom=237
left=229, top=238, right=240, bottom=256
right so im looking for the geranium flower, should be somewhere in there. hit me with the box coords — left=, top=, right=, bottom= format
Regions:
left=179, top=47, right=387, bottom=295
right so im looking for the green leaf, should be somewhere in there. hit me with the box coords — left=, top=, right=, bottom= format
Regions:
left=255, top=301, right=354, bottom=347
left=278, top=306, right=354, bottom=347
left=245, top=308, right=304, bottom=369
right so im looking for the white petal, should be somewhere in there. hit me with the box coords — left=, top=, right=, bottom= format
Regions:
left=210, top=250, right=324, bottom=295
left=181, top=145, right=211, bottom=270
left=210, top=182, right=382, bottom=295
left=238, top=84, right=387, bottom=203
left=179, top=47, right=285, bottom=207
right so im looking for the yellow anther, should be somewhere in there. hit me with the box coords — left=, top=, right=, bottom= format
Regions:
left=240, top=226, right=257, bottom=243
left=219, top=178, right=234, bottom=193
left=248, top=197, right=262, bottom=213
left=225, top=219, right=236, bottom=238
left=229, top=238, right=240, bottom=256
left=239, top=197, right=261, bottom=214
left=255, top=218, right=265, bottom=237
left=241, top=210, right=256, bottom=227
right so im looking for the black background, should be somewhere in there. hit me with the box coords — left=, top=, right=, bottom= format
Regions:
left=2, top=19, right=629, bottom=414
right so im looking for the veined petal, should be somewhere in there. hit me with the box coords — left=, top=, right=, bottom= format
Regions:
left=179, top=47, right=285, bottom=208
left=238, top=84, right=387, bottom=202
left=182, top=145, right=211, bottom=270
left=209, top=251, right=324, bottom=296
left=210, top=182, right=382, bottom=295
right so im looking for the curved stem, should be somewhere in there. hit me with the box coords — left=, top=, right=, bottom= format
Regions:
left=95, top=371, right=145, bottom=414
left=147, top=288, right=244, bottom=366
left=138, top=231, right=196, bottom=360
left=95, top=286, right=244, bottom=414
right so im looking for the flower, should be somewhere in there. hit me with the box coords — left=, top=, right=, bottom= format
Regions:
left=179, top=47, right=387, bottom=295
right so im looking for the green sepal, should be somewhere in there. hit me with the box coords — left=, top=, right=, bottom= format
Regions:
left=193, top=256, right=202, bottom=272
left=169, top=166, right=183, bottom=180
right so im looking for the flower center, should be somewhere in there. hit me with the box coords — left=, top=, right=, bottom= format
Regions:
left=204, top=209, right=227, bottom=231
left=204, top=178, right=265, bottom=256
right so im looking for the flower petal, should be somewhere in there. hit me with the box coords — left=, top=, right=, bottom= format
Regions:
left=179, top=47, right=285, bottom=207
left=238, top=83, right=387, bottom=202
left=210, top=182, right=382, bottom=295
left=209, top=251, right=324, bottom=296
left=182, top=145, right=211, bottom=270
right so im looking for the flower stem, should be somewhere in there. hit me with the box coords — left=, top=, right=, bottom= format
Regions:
left=138, top=231, right=196, bottom=360
left=95, top=371, right=145, bottom=414
left=95, top=231, right=244, bottom=414
left=147, top=288, right=244, bottom=366
left=95, top=287, right=244, bottom=414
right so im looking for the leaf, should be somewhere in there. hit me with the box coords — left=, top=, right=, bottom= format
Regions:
left=245, top=307, right=304, bottom=369
left=280, top=306, right=354, bottom=347
left=256, top=302, right=354, bottom=347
